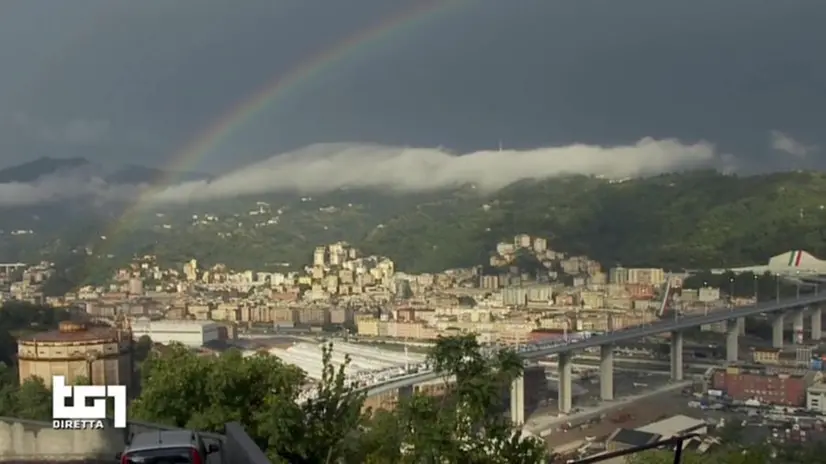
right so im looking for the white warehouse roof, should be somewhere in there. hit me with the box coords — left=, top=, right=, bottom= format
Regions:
left=132, top=319, right=220, bottom=333
left=262, top=341, right=426, bottom=382
left=636, top=415, right=706, bottom=438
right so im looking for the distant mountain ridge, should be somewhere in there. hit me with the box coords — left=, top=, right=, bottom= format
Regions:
left=0, top=157, right=210, bottom=185
left=5, top=169, right=826, bottom=280
left=0, top=157, right=90, bottom=183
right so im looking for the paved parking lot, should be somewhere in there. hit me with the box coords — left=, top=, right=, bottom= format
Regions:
left=540, top=388, right=692, bottom=449
left=536, top=367, right=691, bottom=416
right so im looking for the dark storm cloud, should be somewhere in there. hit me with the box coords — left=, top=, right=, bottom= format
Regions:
left=0, top=0, right=823, bottom=178
left=9, top=113, right=110, bottom=145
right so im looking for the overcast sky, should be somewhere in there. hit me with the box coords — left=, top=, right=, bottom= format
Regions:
left=0, top=0, right=823, bottom=174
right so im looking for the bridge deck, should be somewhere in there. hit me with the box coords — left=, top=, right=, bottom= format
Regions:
left=363, top=293, right=825, bottom=396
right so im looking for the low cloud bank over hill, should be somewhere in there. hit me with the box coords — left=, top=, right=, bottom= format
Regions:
left=0, top=138, right=730, bottom=206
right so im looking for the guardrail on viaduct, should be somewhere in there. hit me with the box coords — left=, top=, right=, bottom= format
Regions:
left=361, top=292, right=826, bottom=398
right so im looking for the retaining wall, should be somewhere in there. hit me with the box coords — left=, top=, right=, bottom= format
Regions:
left=0, top=417, right=123, bottom=460
left=0, top=417, right=267, bottom=463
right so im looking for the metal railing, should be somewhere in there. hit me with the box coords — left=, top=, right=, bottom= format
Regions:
left=224, top=422, right=272, bottom=464
left=567, top=434, right=698, bottom=464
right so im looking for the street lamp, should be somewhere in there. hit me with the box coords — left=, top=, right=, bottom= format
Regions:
left=774, top=273, right=781, bottom=302
left=796, top=271, right=801, bottom=299
left=729, top=277, right=735, bottom=305
left=753, top=274, right=759, bottom=302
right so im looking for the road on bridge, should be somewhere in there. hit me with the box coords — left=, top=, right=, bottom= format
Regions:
left=364, top=293, right=821, bottom=397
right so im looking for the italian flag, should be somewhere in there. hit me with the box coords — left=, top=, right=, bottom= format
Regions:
left=788, top=250, right=804, bottom=267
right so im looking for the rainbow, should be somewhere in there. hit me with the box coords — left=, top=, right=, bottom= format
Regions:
left=108, top=0, right=468, bottom=236
left=151, top=0, right=465, bottom=197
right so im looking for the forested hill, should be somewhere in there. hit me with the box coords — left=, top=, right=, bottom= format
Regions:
left=361, top=170, right=826, bottom=272
left=7, top=170, right=826, bottom=280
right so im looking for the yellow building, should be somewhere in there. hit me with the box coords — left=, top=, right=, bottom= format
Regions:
left=752, top=348, right=781, bottom=365
left=17, top=321, right=134, bottom=388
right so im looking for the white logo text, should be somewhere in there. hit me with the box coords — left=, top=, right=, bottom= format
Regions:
left=51, top=376, right=127, bottom=429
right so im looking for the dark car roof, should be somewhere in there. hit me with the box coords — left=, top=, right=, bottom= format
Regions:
left=126, top=430, right=201, bottom=453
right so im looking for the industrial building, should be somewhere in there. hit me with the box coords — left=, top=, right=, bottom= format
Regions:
left=263, top=341, right=426, bottom=382
left=268, top=340, right=554, bottom=417
left=17, top=321, right=134, bottom=388
left=712, top=365, right=816, bottom=407
left=604, top=428, right=660, bottom=455
left=636, top=415, right=708, bottom=438
left=131, top=319, right=220, bottom=347
left=751, top=346, right=818, bottom=367
left=806, top=382, right=826, bottom=412
left=713, top=250, right=826, bottom=276
left=602, top=415, right=707, bottom=462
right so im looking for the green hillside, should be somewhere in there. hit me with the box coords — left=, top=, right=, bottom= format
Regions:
left=8, top=170, right=826, bottom=283
left=361, top=170, right=826, bottom=272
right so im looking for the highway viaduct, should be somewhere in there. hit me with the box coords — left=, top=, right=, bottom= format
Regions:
left=0, top=262, right=25, bottom=274
left=363, top=292, right=826, bottom=425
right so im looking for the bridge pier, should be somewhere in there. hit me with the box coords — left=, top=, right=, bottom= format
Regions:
left=793, top=309, right=805, bottom=344
left=558, top=351, right=573, bottom=414
left=813, top=307, right=823, bottom=341
left=509, top=375, right=525, bottom=425
left=737, top=317, right=745, bottom=336
left=398, top=384, right=413, bottom=401
left=772, top=314, right=785, bottom=349
left=726, top=319, right=739, bottom=363
left=670, top=331, right=684, bottom=381
left=600, top=343, right=614, bottom=401
left=0, top=263, right=25, bottom=274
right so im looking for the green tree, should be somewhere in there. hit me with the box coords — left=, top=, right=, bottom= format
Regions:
left=261, top=344, right=368, bottom=463
left=133, top=335, right=153, bottom=364
left=15, top=376, right=52, bottom=421
left=780, top=441, right=826, bottom=463
left=130, top=343, right=365, bottom=463
left=131, top=335, right=548, bottom=463
left=131, top=345, right=303, bottom=431
left=0, top=381, right=17, bottom=417
left=0, top=363, right=19, bottom=416
left=0, top=301, right=69, bottom=327
left=715, top=420, right=745, bottom=444
left=0, top=329, right=17, bottom=366
left=361, top=334, right=549, bottom=463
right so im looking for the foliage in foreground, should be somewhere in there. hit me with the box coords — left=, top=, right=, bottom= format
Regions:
left=0, top=364, right=52, bottom=421
left=628, top=441, right=826, bottom=464
left=130, top=334, right=549, bottom=463
left=626, top=420, right=826, bottom=464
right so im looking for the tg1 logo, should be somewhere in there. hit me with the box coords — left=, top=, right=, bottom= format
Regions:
left=52, top=375, right=127, bottom=430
